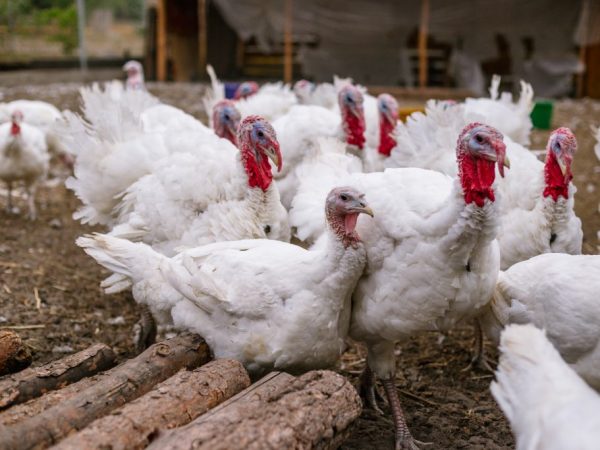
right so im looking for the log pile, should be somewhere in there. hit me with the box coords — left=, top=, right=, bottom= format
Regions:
left=0, top=334, right=362, bottom=450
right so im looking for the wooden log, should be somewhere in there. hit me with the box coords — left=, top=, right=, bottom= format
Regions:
left=0, top=333, right=210, bottom=450
left=53, top=359, right=250, bottom=450
left=418, top=0, right=430, bottom=88
left=283, top=0, right=293, bottom=83
left=146, top=370, right=362, bottom=450
left=0, top=330, right=32, bottom=376
left=0, top=343, right=115, bottom=410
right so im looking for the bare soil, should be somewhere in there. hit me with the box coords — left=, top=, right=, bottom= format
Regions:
left=1, top=75, right=599, bottom=449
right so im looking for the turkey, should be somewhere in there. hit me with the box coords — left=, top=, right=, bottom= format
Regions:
left=291, top=122, right=508, bottom=449
left=479, top=253, right=600, bottom=389
left=463, top=75, right=534, bottom=146
left=385, top=100, right=581, bottom=270
left=203, top=65, right=296, bottom=123
left=110, top=115, right=290, bottom=256
left=363, top=93, right=399, bottom=172
left=492, top=324, right=600, bottom=450
left=273, top=84, right=366, bottom=208
left=0, top=99, right=71, bottom=166
left=63, top=83, right=220, bottom=227
left=0, top=111, right=49, bottom=219
left=496, top=127, right=581, bottom=269
left=77, top=186, right=373, bottom=375
left=122, top=60, right=146, bottom=90
left=293, top=79, right=338, bottom=110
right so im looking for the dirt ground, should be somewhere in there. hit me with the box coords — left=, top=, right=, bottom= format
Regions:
left=1, top=73, right=599, bottom=449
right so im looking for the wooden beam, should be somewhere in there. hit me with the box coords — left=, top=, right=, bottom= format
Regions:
left=283, top=0, right=293, bottom=83
left=156, top=0, right=167, bottom=81
left=418, top=0, right=430, bottom=89
left=576, top=0, right=590, bottom=98
left=198, top=0, right=208, bottom=77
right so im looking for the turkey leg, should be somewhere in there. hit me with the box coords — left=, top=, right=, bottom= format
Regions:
left=6, top=182, right=13, bottom=214
left=135, top=304, right=157, bottom=353
left=359, top=364, right=384, bottom=414
left=382, top=378, right=421, bottom=450
left=25, top=184, right=37, bottom=220
left=464, top=319, right=495, bottom=372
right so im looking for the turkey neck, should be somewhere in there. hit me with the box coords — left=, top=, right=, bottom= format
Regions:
left=435, top=177, right=499, bottom=272
left=378, top=116, right=396, bottom=156
left=543, top=151, right=570, bottom=201
left=239, top=141, right=273, bottom=192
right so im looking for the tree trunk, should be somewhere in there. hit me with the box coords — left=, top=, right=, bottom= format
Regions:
left=0, top=343, right=115, bottom=410
left=0, top=333, right=210, bottom=450
left=0, top=330, right=32, bottom=376
left=146, top=370, right=362, bottom=450
left=53, top=359, right=250, bottom=450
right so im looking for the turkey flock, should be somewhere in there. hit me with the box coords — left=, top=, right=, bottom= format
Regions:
left=2, top=60, right=600, bottom=450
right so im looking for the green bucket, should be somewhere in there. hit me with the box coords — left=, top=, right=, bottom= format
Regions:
left=530, top=100, right=553, bottom=130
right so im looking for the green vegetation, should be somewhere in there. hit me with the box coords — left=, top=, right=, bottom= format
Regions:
left=0, top=0, right=143, bottom=55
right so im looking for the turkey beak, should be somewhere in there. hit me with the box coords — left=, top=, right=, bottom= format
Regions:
left=350, top=199, right=374, bottom=217
left=265, top=145, right=282, bottom=172
left=556, top=154, right=572, bottom=183
left=495, top=140, right=509, bottom=178
left=226, top=120, right=238, bottom=137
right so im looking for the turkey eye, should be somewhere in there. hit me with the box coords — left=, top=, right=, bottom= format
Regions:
left=340, top=194, right=349, bottom=201
left=264, top=224, right=271, bottom=234
left=224, top=114, right=230, bottom=120
left=346, top=96, right=353, bottom=103
left=257, top=131, right=264, bottom=138
left=475, top=134, right=483, bottom=143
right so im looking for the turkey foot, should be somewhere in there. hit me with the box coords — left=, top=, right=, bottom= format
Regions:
left=381, top=378, right=431, bottom=450
left=462, top=319, right=495, bottom=373
left=359, top=365, right=384, bottom=414
left=134, top=304, right=157, bottom=353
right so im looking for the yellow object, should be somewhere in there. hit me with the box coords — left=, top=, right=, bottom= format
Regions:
left=398, top=106, right=425, bottom=122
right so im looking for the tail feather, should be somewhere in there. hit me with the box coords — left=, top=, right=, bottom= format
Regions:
left=489, top=74, right=501, bottom=100
left=203, top=64, right=225, bottom=124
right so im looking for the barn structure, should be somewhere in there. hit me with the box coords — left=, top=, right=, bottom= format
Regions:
left=144, top=0, right=600, bottom=98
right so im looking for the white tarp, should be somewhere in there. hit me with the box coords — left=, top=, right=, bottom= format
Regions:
left=212, top=0, right=588, bottom=95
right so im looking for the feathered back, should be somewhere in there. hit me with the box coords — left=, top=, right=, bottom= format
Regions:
left=385, top=100, right=467, bottom=175
left=62, top=84, right=167, bottom=226
left=492, top=324, right=600, bottom=450
left=464, top=76, right=534, bottom=146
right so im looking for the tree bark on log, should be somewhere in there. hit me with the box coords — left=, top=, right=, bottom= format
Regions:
left=53, top=359, right=250, bottom=450
left=0, top=333, right=210, bottom=450
left=0, top=343, right=115, bottom=410
left=0, top=330, right=32, bottom=376
left=146, top=370, right=362, bottom=450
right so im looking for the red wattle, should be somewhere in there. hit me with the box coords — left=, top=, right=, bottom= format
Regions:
left=344, top=114, right=365, bottom=149
left=459, top=154, right=496, bottom=207
left=10, top=123, right=20, bottom=136
left=378, top=120, right=396, bottom=156
left=241, top=143, right=273, bottom=192
left=543, top=151, right=570, bottom=201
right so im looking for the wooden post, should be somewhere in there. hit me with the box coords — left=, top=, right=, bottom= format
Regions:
left=418, top=0, right=430, bottom=89
left=283, top=0, right=293, bottom=83
left=576, top=0, right=590, bottom=98
left=198, top=0, right=208, bottom=77
left=156, top=0, right=167, bottom=81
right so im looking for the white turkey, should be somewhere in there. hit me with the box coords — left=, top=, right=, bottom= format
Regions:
left=290, top=122, right=508, bottom=449
left=203, top=65, right=297, bottom=123
left=63, top=83, right=221, bottom=227
left=492, top=324, right=600, bottom=450
left=122, top=60, right=146, bottom=90
left=110, top=115, right=290, bottom=256
left=0, top=99, right=71, bottom=167
left=77, top=186, right=373, bottom=375
left=273, top=84, right=366, bottom=208
left=496, top=127, right=581, bottom=269
left=385, top=100, right=581, bottom=270
left=363, top=93, right=399, bottom=172
left=293, top=79, right=338, bottom=110
left=0, top=111, right=49, bottom=219
left=479, top=253, right=600, bottom=389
